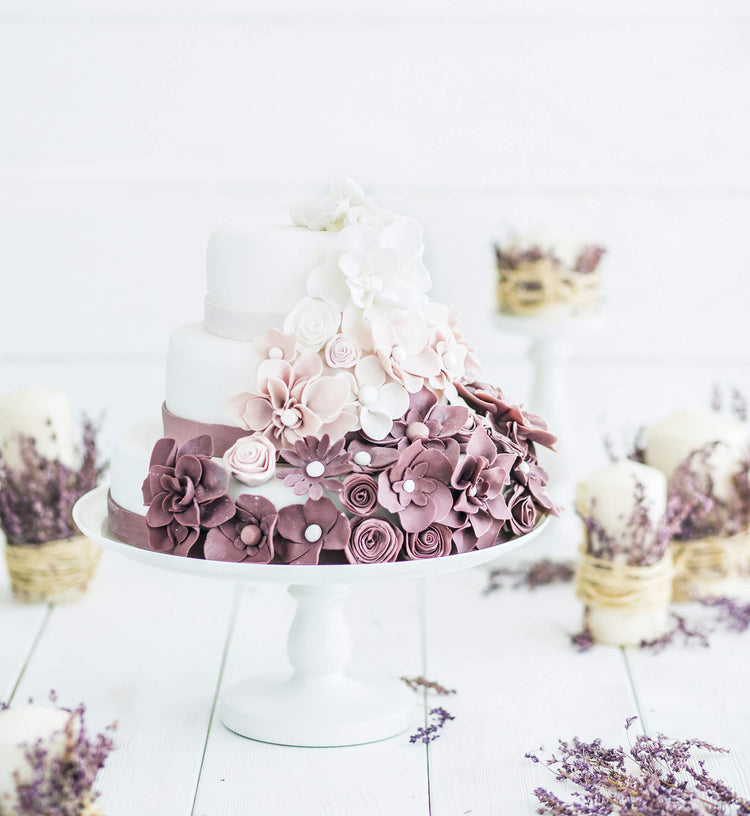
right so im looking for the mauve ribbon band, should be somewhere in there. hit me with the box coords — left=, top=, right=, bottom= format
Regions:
left=203, top=298, right=283, bottom=342
left=107, top=491, right=150, bottom=550
left=162, top=402, right=248, bottom=456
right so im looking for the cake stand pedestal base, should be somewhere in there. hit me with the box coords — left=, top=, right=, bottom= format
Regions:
left=220, top=584, right=415, bottom=747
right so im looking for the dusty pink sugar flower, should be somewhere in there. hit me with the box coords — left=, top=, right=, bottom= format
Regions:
left=340, top=473, right=379, bottom=515
left=388, top=387, right=468, bottom=458
left=377, top=440, right=455, bottom=533
left=253, top=326, right=298, bottom=362
left=204, top=494, right=277, bottom=564
left=506, top=483, right=538, bottom=535
left=227, top=353, right=356, bottom=450
left=276, top=434, right=352, bottom=499
left=275, top=496, right=351, bottom=565
left=446, top=427, right=516, bottom=552
left=345, top=516, right=403, bottom=564
left=404, top=523, right=453, bottom=560
left=141, top=435, right=234, bottom=555
left=346, top=438, right=401, bottom=473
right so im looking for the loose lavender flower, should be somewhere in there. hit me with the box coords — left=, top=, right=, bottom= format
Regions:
left=701, top=597, right=750, bottom=633
left=408, top=707, right=455, bottom=745
left=527, top=718, right=750, bottom=815
left=484, top=559, right=575, bottom=594
left=570, top=626, right=594, bottom=653
left=640, top=613, right=711, bottom=653
left=1, top=695, right=116, bottom=816
left=0, top=420, right=105, bottom=545
left=401, top=676, right=456, bottom=696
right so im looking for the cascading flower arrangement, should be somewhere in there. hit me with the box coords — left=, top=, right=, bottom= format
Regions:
left=134, top=179, right=561, bottom=565
left=0, top=415, right=106, bottom=601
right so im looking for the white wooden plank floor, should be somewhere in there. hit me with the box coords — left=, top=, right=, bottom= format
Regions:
left=2, top=532, right=750, bottom=815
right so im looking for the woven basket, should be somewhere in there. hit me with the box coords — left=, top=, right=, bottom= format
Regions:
left=671, top=528, right=750, bottom=601
left=4, top=534, right=101, bottom=603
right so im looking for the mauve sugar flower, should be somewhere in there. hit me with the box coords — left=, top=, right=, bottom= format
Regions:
left=345, top=516, right=403, bottom=564
left=388, top=387, right=468, bottom=459
left=506, top=483, right=538, bottom=536
left=276, top=434, right=352, bottom=499
left=276, top=496, right=351, bottom=565
left=404, top=523, right=452, bottom=560
left=346, top=437, right=400, bottom=473
left=377, top=440, right=455, bottom=533
left=340, top=473, right=379, bottom=516
left=204, top=494, right=277, bottom=564
left=447, top=427, right=516, bottom=552
left=141, top=435, right=234, bottom=555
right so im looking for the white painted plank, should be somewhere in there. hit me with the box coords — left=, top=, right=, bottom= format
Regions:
left=0, top=549, right=50, bottom=701
left=2, top=186, right=750, bottom=363
left=10, top=550, right=237, bottom=816
left=421, top=567, right=641, bottom=815
left=193, top=579, right=428, bottom=815
left=0, top=21, right=748, bottom=188
left=624, top=625, right=750, bottom=798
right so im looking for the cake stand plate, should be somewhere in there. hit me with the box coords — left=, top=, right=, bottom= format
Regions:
left=74, top=486, right=548, bottom=747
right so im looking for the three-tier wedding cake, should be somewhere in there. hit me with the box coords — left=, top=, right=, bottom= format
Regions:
left=107, top=180, right=559, bottom=565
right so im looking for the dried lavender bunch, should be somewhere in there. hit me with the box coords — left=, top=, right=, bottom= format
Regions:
left=484, top=559, right=575, bottom=594
left=526, top=717, right=750, bottom=815
left=1, top=695, right=116, bottom=816
left=0, top=419, right=105, bottom=545
left=401, top=676, right=456, bottom=696
left=409, top=707, right=455, bottom=745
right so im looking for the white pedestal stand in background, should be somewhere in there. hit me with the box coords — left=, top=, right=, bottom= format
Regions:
left=494, top=312, right=605, bottom=500
left=74, top=486, right=548, bottom=748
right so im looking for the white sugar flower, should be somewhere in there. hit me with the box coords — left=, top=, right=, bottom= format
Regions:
left=354, top=356, right=410, bottom=440
left=283, top=297, right=341, bottom=352
left=289, top=178, right=395, bottom=233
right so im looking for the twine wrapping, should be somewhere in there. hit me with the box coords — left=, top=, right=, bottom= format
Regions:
left=497, top=259, right=599, bottom=316
left=670, top=528, right=750, bottom=601
left=4, top=534, right=101, bottom=603
left=575, top=545, right=674, bottom=612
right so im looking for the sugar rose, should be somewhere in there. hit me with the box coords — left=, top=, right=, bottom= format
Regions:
left=224, top=433, right=277, bottom=487
left=325, top=334, right=361, bottom=369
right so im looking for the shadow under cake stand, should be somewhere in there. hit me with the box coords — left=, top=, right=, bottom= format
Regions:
left=74, top=485, right=548, bottom=747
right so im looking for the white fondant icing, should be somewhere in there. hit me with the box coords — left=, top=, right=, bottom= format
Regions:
left=575, top=460, right=667, bottom=546
left=644, top=409, right=749, bottom=500
left=166, top=323, right=260, bottom=425
left=0, top=384, right=77, bottom=469
left=206, top=222, right=335, bottom=325
left=109, top=417, right=163, bottom=514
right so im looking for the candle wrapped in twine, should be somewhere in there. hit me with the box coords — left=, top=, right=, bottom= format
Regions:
left=4, top=535, right=101, bottom=604
left=671, top=528, right=750, bottom=602
left=496, top=260, right=600, bottom=316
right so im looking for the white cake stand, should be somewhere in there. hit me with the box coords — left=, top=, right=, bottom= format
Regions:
left=74, top=486, right=548, bottom=747
left=494, top=311, right=605, bottom=494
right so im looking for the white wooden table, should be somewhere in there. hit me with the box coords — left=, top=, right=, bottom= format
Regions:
left=3, top=511, right=749, bottom=816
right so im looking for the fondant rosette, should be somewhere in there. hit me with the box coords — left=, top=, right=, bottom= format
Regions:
left=345, top=517, right=403, bottom=564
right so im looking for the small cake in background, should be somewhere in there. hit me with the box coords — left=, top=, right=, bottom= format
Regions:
left=574, top=459, right=673, bottom=646
left=494, top=226, right=605, bottom=317
left=641, top=404, right=750, bottom=600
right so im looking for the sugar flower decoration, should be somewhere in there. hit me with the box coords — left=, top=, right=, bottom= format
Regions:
left=276, top=434, right=351, bottom=499
left=339, top=473, right=379, bottom=516
left=223, top=433, right=277, bottom=487
left=345, top=516, right=403, bottom=564
left=388, top=388, right=468, bottom=459
left=141, top=435, right=235, bottom=555
left=204, top=494, right=277, bottom=564
left=506, top=483, right=538, bottom=536
left=404, top=523, right=453, bottom=560
left=354, top=355, right=410, bottom=441
left=227, top=353, right=356, bottom=449
left=275, top=497, right=351, bottom=565
left=289, top=177, right=394, bottom=233
left=346, top=438, right=401, bottom=473
left=324, top=334, right=361, bottom=369
left=253, top=327, right=297, bottom=363
left=283, top=296, right=341, bottom=353
left=377, top=440, right=455, bottom=533
left=447, top=427, right=516, bottom=552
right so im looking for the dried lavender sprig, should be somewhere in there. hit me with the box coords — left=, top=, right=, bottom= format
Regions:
left=401, top=676, right=457, bottom=696
left=484, top=559, right=575, bottom=594
left=527, top=718, right=750, bottom=815
left=408, top=707, right=455, bottom=745
left=0, top=418, right=106, bottom=545
left=0, top=694, right=116, bottom=816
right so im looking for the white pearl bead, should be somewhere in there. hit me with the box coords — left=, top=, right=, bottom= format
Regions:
left=304, top=524, right=323, bottom=543
left=358, top=385, right=378, bottom=406
left=468, top=485, right=478, bottom=497
left=392, top=345, right=407, bottom=364
left=268, top=346, right=284, bottom=360
left=402, top=479, right=416, bottom=494
left=519, top=461, right=531, bottom=474
left=305, top=460, right=325, bottom=478
left=442, top=351, right=457, bottom=370
left=353, top=451, right=372, bottom=467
